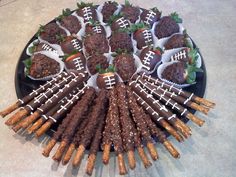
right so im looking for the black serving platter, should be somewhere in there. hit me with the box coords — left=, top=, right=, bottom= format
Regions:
left=15, top=15, right=206, bottom=139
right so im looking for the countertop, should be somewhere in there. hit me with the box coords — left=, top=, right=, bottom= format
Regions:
left=0, top=0, right=235, bottom=177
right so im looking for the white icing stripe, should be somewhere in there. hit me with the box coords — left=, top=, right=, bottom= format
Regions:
left=49, top=116, right=57, bottom=123
left=157, top=117, right=163, bottom=122
left=178, top=88, right=183, bottom=95
left=42, top=115, right=48, bottom=120
left=181, top=108, right=188, bottom=116
left=37, top=108, right=43, bottom=113
left=26, top=104, right=34, bottom=111
left=18, top=99, right=24, bottom=104
left=184, top=93, right=194, bottom=105
left=168, top=114, right=176, bottom=120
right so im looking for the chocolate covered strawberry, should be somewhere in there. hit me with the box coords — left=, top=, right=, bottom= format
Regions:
left=120, top=0, right=140, bottom=23
left=139, top=46, right=162, bottom=72
left=76, top=2, right=98, bottom=23
left=56, top=8, right=82, bottom=34
left=140, top=7, right=161, bottom=27
left=96, top=65, right=118, bottom=89
left=108, top=14, right=130, bottom=32
left=28, top=41, right=58, bottom=55
left=101, top=1, right=118, bottom=23
left=164, top=31, right=189, bottom=50
left=85, top=20, right=106, bottom=36
left=109, top=31, right=133, bottom=52
left=59, top=35, right=83, bottom=54
left=113, top=52, right=136, bottom=81
left=37, top=23, right=66, bottom=44
left=132, top=23, right=154, bottom=49
left=87, top=54, right=109, bottom=75
left=155, top=12, right=182, bottom=39
left=62, top=52, right=86, bottom=72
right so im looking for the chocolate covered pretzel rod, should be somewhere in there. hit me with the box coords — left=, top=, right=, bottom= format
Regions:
left=136, top=77, right=205, bottom=126
left=137, top=73, right=215, bottom=108
left=51, top=88, right=96, bottom=162
left=72, top=90, right=108, bottom=167
left=0, top=72, right=68, bottom=118
left=127, top=87, right=159, bottom=161
left=5, top=73, right=76, bottom=126
left=36, top=85, right=90, bottom=138
left=17, top=73, right=87, bottom=130
left=86, top=113, right=105, bottom=176
left=130, top=81, right=191, bottom=139
left=116, top=83, right=136, bottom=169
left=133, top=74, right=209, bottom=115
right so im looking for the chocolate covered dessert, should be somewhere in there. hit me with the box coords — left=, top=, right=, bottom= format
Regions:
left=87, top=54, right=109, bottom=75
left=109, top=32, right=133, bottom=52
left=140, top=7, right=161, bottom=27
left=28, top=41, right=58, bottom=55
left=76, top=2, right=98, bottom=23
left=60, top=36, right=83, bottom=54
left=85, top=21, right=106, bottom=36
left=164, top=33, right=188, bottom=50
left=120, top=0, right=140, bottom=23
left=84, top=33, right=109, bottom=55
left=63, top=52, right=86, bottom=72
left=101, top=1, right=118, bottom=23
left=109, top=14, right=130, bottom=31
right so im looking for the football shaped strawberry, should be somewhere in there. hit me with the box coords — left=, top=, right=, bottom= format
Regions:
left=87, top=54, right=109, bottom=75
left=85, top=20, right=106, bottom=36
left=140, top=7, right=161, bottom=27
left=109, top=31, right=133, bottom=52
left=28, top=41, right=58, bottom=55
left=101, top=1, right=118, bottom=23
left=113, top=51, right=136, bottom=82
left=76, top=2, right=98, bottom=23
left=56, top=8, right=82, bottom=34
left=63, top=52, right=86, bottom=72
left=59, top=36, right=83, bottom=54
left=37, top=23, right=66, bottom=44
left=96, top=65, right=118, bottom=89
left=164, top=31, right=189, bottom=50
left=139, top=46, right=162, bottom=72
left=108, top=14, right=130, bottom=32
left=132, top=23, right=154, bottom=50
left=120, top=0, right=140, bottom=23
left=170, top=48, right=189, bottom=63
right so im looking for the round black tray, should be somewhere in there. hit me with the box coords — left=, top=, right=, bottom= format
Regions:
left=15, top=21, right=206, bottom=138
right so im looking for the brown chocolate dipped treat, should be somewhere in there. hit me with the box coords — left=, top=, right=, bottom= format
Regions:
left=87, top=54, right=109, bottom=75
left=64, top=52, right=86, bottom=73
left=113, top=53, right=136, bottom=82
left=170, top=48, right=189, bottom=63
left=120, top=1, right=140, bottom=23
left=101, top=1, right=118, bottom=23
left=38, top=22, right=66, bottom=44
left=132, top=23, right=154, bottom=49
left=161, top=62, right=186, bottom=84
left=109, top=32, right=133, bottom=52
left=28, top=41, right=58, bottom=55
left=60, top=36, right=83, bottom=54
left=57, top=9, right=82, bottom=34
left=84, top=33, right=109, bottom=55
left=85, top=22, right=106, bottom=36
left=139, top=47, right=162, bottom=72
left=140, top=8, right=161, bottom=27
left=76, top=3, right=98, bottom=23
left=26, top=53, right=60, bottom=78
left=154, top=13, right=182, bottom=39
left=164, top=34, right=187, bottom=50
left=96, top=65, right=118, bottom=89
left=110, top=16, right=130, bottom=32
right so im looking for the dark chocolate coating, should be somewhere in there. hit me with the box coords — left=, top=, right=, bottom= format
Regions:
left=60, top=37, right=83, bottom=54
left=154, top=16, right=179, bottom=39
left=35, top=43, right=57, bottom=53
left=102, top=1, right=118, bottom=23
left=85, top=23, right=106, bottom=36
left=40, top=22, right=66, bottom=44
left=113, top=53, right=136, bottom=82
left=96, top=73, right=118, bottom=89
left=170, top=48, right=189, bottom=63
left=139, top=47, right=161, bottom=71
left=164, top=34, right=187, bottom=50
left=140, top=9, right=161, bottom=27
left=161, top=62, right=186, bottom=84
left=109, top=32, right=133, bottom=52
left=60, top=15, right=82, bottom=34
left=84, top=33, right=109, bottom=55
left=87, top=54, right=109, bottom=75
left=134, top=29, right=154, bottom=50
left=76, top=6, right=98, bottom=23
left=65, top=54, right=86, bottom=72
left=120, top=5, right=140, bottom=23
left=111, top=17, right=130, bottom=31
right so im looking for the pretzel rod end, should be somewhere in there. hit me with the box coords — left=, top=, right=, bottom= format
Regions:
left=62, top=143, right=76, bottom=165
left=102, top=144, right=111, bottom=165
left=163, top=140, right=180, bottom=158
left=0, top=102, right=20, bottom=118
left=117, top=153, right=127, bottom=175
left=52, top=140, right=68, bottom=162
left=194, top=97, right=215, bottom=108
left=12, top=124, right=22, bottom=132
left=27, top=118, right=44, bottom=134
left=86, top=154, right=96, bottom=176
left=137, top=147, right=152, bottom=168
left=5, top=109, right=28, bottom=126
left=127, top=150, right=136, bottom=169
left=190, top=102, right=209, bottom=115
left=174, top=120, right=191, bottom=139
left=21, top=111, right=41, bottom=129
left=35, top=121, right=52, bottom=138
left=147, top=142, right=158, bottom=160
left=161, top=120, right=184, bottom=142
left=72, top=145, right=85, bottom=167
left=186, top=113, right=205, bottom=127
left=42, top=139, right=57, bottom=157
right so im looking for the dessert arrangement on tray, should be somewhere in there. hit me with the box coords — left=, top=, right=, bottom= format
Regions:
left=0, top=1, right=215, bottom=176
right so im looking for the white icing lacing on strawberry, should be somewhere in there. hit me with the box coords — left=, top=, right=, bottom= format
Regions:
left=71, top=39, right=82, bottom=51
left=142, top=29, right=153, bottom=44
left=92, top=26, right=102, bottom=33
left=116, top=17, right=129, bottom=28
left=103, top=75, right=116, bottom=89
left=82, top=7, right=93, bottom=21
left=144, top=10, right=156, bottom=25
left=171, top=50, right=187, bottom=61
left=73, top=57, right=84, bottom=71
